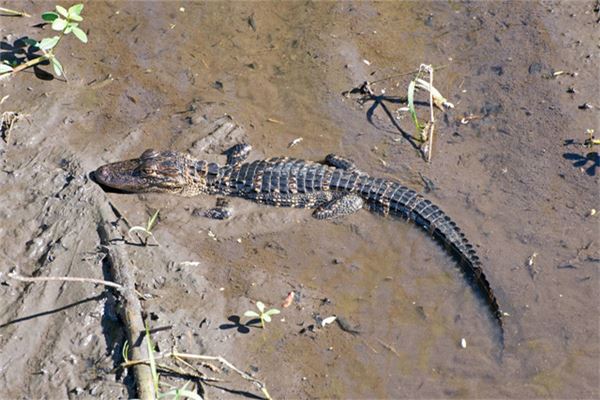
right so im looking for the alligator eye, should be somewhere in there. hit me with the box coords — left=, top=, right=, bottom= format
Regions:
left=141, top=149, right=159, bottom=160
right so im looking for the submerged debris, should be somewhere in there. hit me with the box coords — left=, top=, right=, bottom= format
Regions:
left=288, top=137, right=303, bottom=148
left=281, top=291, right=295, bottom=308
left=1, top=111, right=21, bottom=142
left=526, top=252, right=539, bottom=279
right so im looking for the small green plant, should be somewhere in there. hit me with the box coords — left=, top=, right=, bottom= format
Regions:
left=244, top=301, right=280, bottom=329
left=584, top=129, right=599, bottom=148
left=145, top=323, right=160, bottom=395
left=144, top=324, right=204, bottom=400
left=0, top=4, right=87, bottom=78
left=407, top=64, right=454, bottom=162
left=128, top=209, right=160, bottom=246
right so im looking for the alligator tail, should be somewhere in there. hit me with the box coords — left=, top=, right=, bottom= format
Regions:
left=383, top=182, right=504, bottom=347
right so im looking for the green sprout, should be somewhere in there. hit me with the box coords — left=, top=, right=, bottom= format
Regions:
left=0, top=4, right=87, bottom=78
left=128, top=209, right=160, bottom=246
left=584, top=129, right=599, bottom=148
left=145, top=322, right=160, bottom=395
left=144, top=323, right=203, bottom=400
left=244, top=301, right=281, bottom=329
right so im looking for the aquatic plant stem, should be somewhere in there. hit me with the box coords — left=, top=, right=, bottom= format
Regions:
left=425, top=64, right=435, bottom=162
left=1, top=33, right=65, bottom=78
left=0, top=7, right=31, bottom=17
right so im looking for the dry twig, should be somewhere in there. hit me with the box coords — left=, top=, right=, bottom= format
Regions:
left=8, top=268, right=123, bottom=290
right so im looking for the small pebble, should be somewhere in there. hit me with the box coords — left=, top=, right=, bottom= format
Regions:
left=461, top=338, right=467, bottom=348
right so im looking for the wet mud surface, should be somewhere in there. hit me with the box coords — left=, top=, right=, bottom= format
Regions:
left=1, top=1, right=598, bottom=398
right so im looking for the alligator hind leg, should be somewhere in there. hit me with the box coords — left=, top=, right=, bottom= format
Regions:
left=325, top=154, right=361, bottom=173
left=203, top=198, right=233, bottom=220
left=224, top=143, right=252, bottom=166
left=312, top=194, right=364, bottom=220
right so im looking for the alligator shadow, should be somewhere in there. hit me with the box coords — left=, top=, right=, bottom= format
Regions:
left=563, top=151, right=599, bottom=176
left=0, top=36, right=54, bottom=80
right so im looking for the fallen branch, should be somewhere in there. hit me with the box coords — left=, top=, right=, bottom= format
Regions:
left=1, top=111, right=22, bottom=143
left=96, top=200, right=156, bottom=400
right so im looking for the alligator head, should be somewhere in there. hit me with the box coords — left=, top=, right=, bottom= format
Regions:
left=93, top=149, right=192, bottom=194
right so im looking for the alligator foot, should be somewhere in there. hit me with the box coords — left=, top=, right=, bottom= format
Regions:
left=324, top=154, right=362, bottom=173
left=312, top=194, right=364, bottom=219
left=204, top=198, right=233, bottom=219
left=224, top=143, right=252, bottom=166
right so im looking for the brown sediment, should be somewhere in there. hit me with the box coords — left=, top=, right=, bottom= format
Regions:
left=0, top=1, right=598, bottom=398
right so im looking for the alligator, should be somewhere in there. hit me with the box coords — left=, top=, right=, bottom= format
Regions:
left=93, top=144, right=504, bottom=345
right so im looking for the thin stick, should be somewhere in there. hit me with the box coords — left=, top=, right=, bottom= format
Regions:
left=425, top=65, right=435, bottom=162
left=2, top=55, right=47, bottom=76
left=376, top=337, right=402, bottom=359
left=369, top=64, right=447, bottom=85
left=0, top=7, right=31, bottom=17
left=8, top=268, right=124, bottom=290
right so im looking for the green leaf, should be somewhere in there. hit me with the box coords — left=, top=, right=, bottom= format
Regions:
left=244, top=310, right=260, bottom=318
left=69, top=13, right=83, bottom=22
left=51, top=17, right=67, bottom=31
left=64, top=24, right=74, bottom=34
left=121, top=340, right=130, bottom=363
left=0, top=64, right=13, bottom=74
left=68, top=4, right=84, bottom=16
left=265, top=308, right=280, bottom=316
left=51, top=57, right=64, bottom=77
left=55, top=5, right=68, bottom=17
left=128, top=226, right=151, bottom=236
left=407, top=79, right=423, bottom=135
left=263, top=314, right=272, bottom=323
left=145, top=323, right=159, bottom=394
left=256, top=301, right=265, bottom=313
left=41, top=12, right=59, bottom=22
left=176, top=389, right=203, bottom=400
left=146, top=209, right=159, bottom=231
left=38, top=36, right=60, bottom=51
left=158, top=387, right=203, bottom=400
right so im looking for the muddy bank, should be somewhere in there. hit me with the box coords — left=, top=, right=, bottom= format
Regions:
left=1, top=1, right=598, bottom=399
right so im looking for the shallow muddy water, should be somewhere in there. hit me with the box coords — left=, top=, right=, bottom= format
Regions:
left=0, top=1, right=598, bottom=399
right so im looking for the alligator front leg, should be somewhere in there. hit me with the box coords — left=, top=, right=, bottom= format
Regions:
left=312, top=193, right=364, bottom=219
left=224, top=143, right=252, bottom=166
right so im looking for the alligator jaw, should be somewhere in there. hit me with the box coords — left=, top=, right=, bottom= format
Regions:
left=92, top=159, right=152, bottom=193
left=93, top=153, right=190, bottom=194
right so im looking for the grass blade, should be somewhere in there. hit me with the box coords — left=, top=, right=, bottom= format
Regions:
left=145, top=322, right=160, bottom=394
